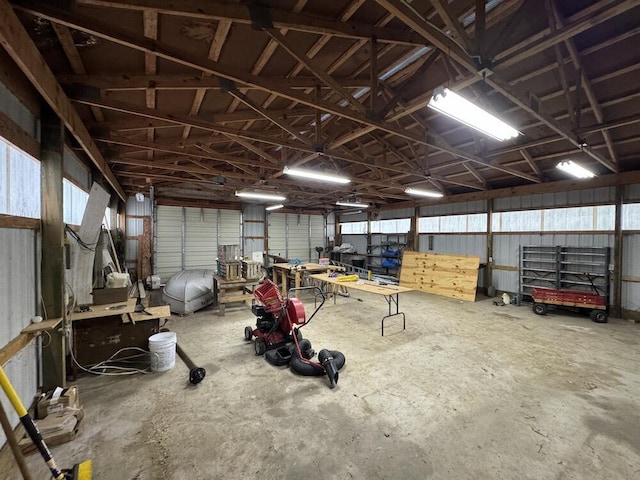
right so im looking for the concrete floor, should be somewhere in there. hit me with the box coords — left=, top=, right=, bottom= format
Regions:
left=8, top=289, right=640, bottom=480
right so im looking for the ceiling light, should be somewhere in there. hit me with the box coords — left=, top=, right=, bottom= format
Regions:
left=336, top=201, right=369, bottom=208
left=428, top=87, right=520, bottom=141
left=556, top=160, right=596, bottom=179
left=283, top=166, right=351, bottom=184
left=235, top=191, right=286, bottom=201
left=265, top=204, right=284, bottom=211
left=405, top=187, right=444, bottom=198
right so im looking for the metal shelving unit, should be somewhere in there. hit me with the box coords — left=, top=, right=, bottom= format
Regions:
left=519, top=245, right=610, bottom=302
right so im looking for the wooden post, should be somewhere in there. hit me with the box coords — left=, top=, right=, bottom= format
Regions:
left=613, top=186, right=623, bottom=318
left=486, top=198, right=494, bottom=293
left=40, top=103, right=66, bottom=390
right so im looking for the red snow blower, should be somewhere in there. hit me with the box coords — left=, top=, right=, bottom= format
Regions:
left=244, top=279, right=345, bottom=388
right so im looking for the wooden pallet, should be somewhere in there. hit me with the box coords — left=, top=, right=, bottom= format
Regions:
left=242, top=260, right=262, bottom=280
left=217, top=260, right=242, bottom=280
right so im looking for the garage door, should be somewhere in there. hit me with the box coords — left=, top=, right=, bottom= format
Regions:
left=155, top=205, right=182, bottom=281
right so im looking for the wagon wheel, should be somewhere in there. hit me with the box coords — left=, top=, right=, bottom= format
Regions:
left=532, top=303, right=548, bottom=316
left=244, top=326, right=253, bottom=341
left=590, top=310, right=608, bottom=323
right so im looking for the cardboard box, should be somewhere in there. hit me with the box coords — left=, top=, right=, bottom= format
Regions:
left=92, top=287, right=129, bottom=305
left=37, top=385, right=80, bottom=419
left=20, top=406, right=84, bottom=455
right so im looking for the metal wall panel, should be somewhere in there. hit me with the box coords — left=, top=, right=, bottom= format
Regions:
left=626, top=184, right=640, bottom=201
left=491, top=233, right=614, bottom=294
left=0, top=227, right=38, bottom=447
left=126, top=196, right=152, bottom=217
left=310, top=215, right=325, bottom=261
left=420, top=199, right=487, bottom=216
left=242, top=205, right=265, bottom=261
left=268, top=213, right=287, bottom=260
left=218, top=209, right=241, bottom=246
left=0, top=82, right=36, bottom=137
left=418, top=234, right=487, bottom=261
left=340, top=234, right=367, bottom=255
left=155, top=206, right=183, bottom=281
left=622, top=234, right=640, bottom=315
left=326, top=212, right=336, bottom=241
left=185, top=207, right=217, bottom=269
left=63, top=147, right=91, bottom=190
left=287, top=214, right=311, bottom=262
left=495, top=187, right=615, bottom=211
left=380, top=207, right=414, bottom=220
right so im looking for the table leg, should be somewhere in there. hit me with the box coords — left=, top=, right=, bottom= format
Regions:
left=295, top=271, right=301, bottom=298
left=381, top=293, right=406, bottom=336
left=279, top=269, right=286, bottom=294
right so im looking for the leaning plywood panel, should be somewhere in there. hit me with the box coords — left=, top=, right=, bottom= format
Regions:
left=400, top=251, right=480, bottom=302
left=72, top=183, right=110, bottom=304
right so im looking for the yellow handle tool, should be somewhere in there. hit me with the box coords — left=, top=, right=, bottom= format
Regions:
left=336, top=274, right=359, bottom=282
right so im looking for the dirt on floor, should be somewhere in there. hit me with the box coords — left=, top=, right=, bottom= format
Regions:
left=7, top=289, right=640, bottom=480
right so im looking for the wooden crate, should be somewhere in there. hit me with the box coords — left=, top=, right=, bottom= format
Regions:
left=242, top=261, right=262, bottom=280
left=214, top=276, right=259, bottom=315
left=217, top=244, right=239, bottom=262
left=217, top=260, right=242, bottom=280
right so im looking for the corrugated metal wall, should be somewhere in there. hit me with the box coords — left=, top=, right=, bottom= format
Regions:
left=267, top=213, right=287, bottom=260
left=622, top=234, right=640, bottom=315
left=310, top=215, right=325, bottom=261
left=155, top=206, right=183, bottom=281
left=287, top=214, right=310, bottom=261
left=0, top=228, right=38, bottom=447
left=242, top=205, right=265, bottom=262
left=494, top=188, right=615, bottom=210
left=184, top=207, right=217, bottom=270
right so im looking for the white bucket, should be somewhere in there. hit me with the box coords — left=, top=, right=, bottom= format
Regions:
left=149, top=332, right=177, bottom=372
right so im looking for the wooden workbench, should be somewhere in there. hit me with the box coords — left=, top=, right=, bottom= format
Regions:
left=214, top=275, right=260, bottom=315
left=310, top=273, right=413, bottom=336
left=272, top=263, right=344, bottom=298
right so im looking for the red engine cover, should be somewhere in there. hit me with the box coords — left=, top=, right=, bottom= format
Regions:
left=285, top=298, right=306, bottom=327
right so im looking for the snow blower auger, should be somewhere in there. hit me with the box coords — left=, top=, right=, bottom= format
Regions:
left=0, top=365, right=92, bottom=480
left=244, top=279, right=345, bottom=388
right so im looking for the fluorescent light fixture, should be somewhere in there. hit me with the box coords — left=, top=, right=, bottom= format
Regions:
left=283, top=166, right=350, bottom=184
left=235, top=191, right=286, bottom=201
left=428, top=87, right=520, bottom=141
left=336, top=201, right=369, bottom=208
left=556, top=160, right=596, bottom=179
left=265, top=204, right=284, bottom=211
left=405, top=187, right=444, bottom=198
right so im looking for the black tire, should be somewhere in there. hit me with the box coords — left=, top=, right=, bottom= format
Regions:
left=590, top=310, right=608, bottom=323
left=244, top=326, right=253, bottom=341
left=532, top=303, right=548, bottom=315
left=254, top=337, right=267, bottom=356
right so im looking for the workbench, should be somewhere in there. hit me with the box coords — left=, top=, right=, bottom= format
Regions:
left=310, top=273, right=413, bottom=336
left=67, top=297, right=171, bottom=374
left=272, top=263, right=343, bottom=298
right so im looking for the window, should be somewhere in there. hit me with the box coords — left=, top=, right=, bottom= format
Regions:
left=492, top=206, right=614, bottom=232
left=622, top=203, right=640, bottom=230
left=63, top=179, right=89, bottom=225
left=340, top=221, right=368, bottom=234
left=370, top=218, right=410, bottom=234
left=419, top=213, right=487, bottom=233
left=0, top=136, right=40, bottom=218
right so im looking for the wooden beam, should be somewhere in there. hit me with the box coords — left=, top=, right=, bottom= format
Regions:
left=0, top=0, right=125, bottom=200
left=431, top=0, right=473, bottom=53
left=40, top=103, right=66, bottom=390
left=374, top=0, right=618, bottom=173
left=265, top=29, right=366, bottom=113
left=0, top=214, right=40, bottom=229
left=75, top=0, right=423, bottom=45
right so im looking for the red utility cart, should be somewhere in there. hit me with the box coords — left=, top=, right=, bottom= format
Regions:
left=531, top=287, right=608, bottom=323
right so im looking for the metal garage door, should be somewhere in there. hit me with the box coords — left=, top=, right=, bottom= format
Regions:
left=184, top=207, right=217, bottom=270
left=287, top=214, right=310, bottom=262
left=218, top=209, right=241, bottom=253
left=155, top=206, right=183, bottom=281
left=309, top=215, right=325, bottom=262
left=268, top=213, right=287, bottom=261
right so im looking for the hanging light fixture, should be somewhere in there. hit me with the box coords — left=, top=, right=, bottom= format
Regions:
left=556, top=160, right=596, bottom=179
left=428, top=87, right=520, bottom=141
left=265, top=204, right=284, bottom=211
left=336, top=200, right=369, bottom=208
left=283, top=166, right=351, bottom=184
left=235, top=191, right=286, bottom=201
left=405, top=187, right=444, bottom=198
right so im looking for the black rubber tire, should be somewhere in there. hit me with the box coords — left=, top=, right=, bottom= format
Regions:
left=290, top=349, right=325, bottom=376
left=289, top=339, right=314, bottom=359
left=532, top=303, right=548, bottom=315
left=590, top=310, right=608, bottom=323
left=244, top=326, right=253, bottom=341
left=254, top=337, right=267, bottom=356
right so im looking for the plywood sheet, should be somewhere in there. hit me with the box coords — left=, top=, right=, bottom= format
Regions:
left=399, top=252, right=480, bottom=302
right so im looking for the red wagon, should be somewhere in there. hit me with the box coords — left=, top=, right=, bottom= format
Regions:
left=531, top=287, right=608, bottom=323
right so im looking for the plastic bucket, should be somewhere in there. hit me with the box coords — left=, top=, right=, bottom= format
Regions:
left=149, top=332, right=177, bottom=372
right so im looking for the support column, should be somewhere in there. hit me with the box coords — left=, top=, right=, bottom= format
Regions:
left=613, top=186, right=623, bottom=318
left=486, top=198, right=494, bottom=293
left=40, top=103, right=66, bottom=390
